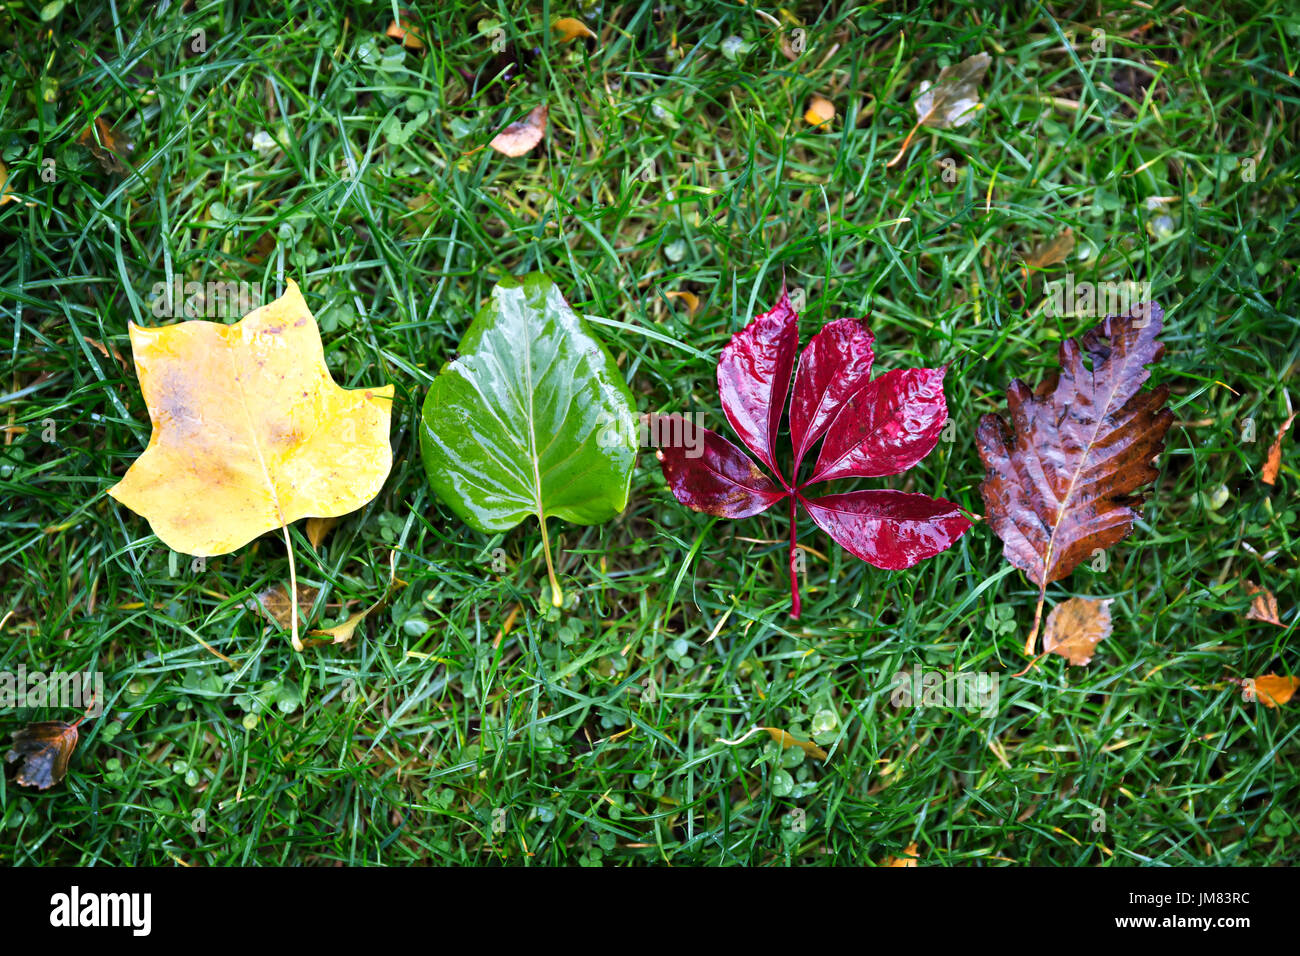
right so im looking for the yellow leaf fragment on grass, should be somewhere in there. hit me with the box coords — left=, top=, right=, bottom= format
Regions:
left=107, top=279, right=395, bottom=557
left=883, top=842, right=919, bottom=866
left=1244, top=581, right=1283, bottom=626
left=490, top=105, right=548, bottom=157
left=306, top=516, right=338, bottom=550
left=762, top=727, right=829, bottom=760
left=553, top=17, right=596, bottom=42
left=804, top=94, right=835, bottom=128
left=307, top=553, right=406, bottom=645
left=1042, top=596, right=1113, bottom=666
left=1023, top=228, right=1075, bottom=270
left=665, top=290, right=701, bottom=317
left=1255, top=674, right=1300, bottom=708
left=385, top=10, right=425, bottom=50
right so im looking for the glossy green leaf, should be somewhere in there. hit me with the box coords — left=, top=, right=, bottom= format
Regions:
left=419, top=273, right=637, bottom=601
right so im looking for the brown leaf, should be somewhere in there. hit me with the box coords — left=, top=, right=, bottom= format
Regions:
left=1244, top=581, right=1283, bottom=626
left=883, top=842, right=919, bottom=866
left=6, top=721, right=80, bottom=790
left=489, top=105, right=548, bottom=157
left=78, top=116, right=134, bottom=174
left=762, top=727, right=829, bottom=760
left=976, top=303, right=1173, bottom=652
left=1023, top=228, right=1075, bottom=271
left=385, top=10, right=425, bottom=50
left=250, top=583, right=320, bottom=630
left=1042, top=596, right=1113, bottom=666
left=913, top=52, right=991, bottom=129
left=1255, top=674, right=1300, bottom=708
left=553, top=17, right=596, bottom=43
left=1261, top=412, right=1294, bottom=485
left=804, top=94, right=835, bottom=128
left=306, top=516, right=338, bottom=550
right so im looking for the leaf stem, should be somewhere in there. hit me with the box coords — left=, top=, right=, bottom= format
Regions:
left=539, top=514, right=562, bottom=607
left=282, top=524, right=302, bottom=652
left=788, top=495, right=801, bottom=619
left=1024, top=586, right=1046, bottom=657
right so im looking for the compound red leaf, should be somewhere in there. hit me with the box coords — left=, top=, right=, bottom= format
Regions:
left=809, top=366, right=949, bottom=484
left=801, top=489, right=971, bottom=569
left=788, top=317, right=875, bottom=472
left=652, top=414, right=785, bottom=518
left=976, top=302, right=1173, bottom=590
left=717, top=290, right=799, bottom=482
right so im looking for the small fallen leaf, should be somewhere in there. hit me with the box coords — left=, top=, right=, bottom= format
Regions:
left=306, top=516, right=338, bottom=550
left=1042, top=596, right=1113, bottom=666
left=78, top=116, right=134, bottom=174
left=804, top=94, right=835, bottom=128
left=1261, top=411, right=1294, bottom=486
left=1244, top=581, right=1283, bottom=626
left=307, top=553, right=406, bottom=645
left=0, top=160, right=19, bottom=205
left=914, top=52, right=991, bottom=129
left=385, top=10, right=425, bottom=50
left=1023, top=228, right=1075, bottom=271
left=665, top=290, right=701, bottom=317
left=1255, top=674, right=1300, bottom=708
left=977, top=302, right=1173, bottom=655
left=883, top=842, right=919, bottom=867
left=553, top=17, right=596, bottom=43
left=489, top=105, right=548, bottom=157
left=762, top=727, right=829, bottom=760
left=250, top=583, right=320, bottom=630
left=6, top=721, right=80, bottom=790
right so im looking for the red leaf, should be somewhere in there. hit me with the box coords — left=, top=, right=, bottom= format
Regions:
left=653, top=415, right=784, bottom=518
left=717, top=290, right=799, bottom=482
left=809, top=366, right=949, bottom=483
left=801, top=489, right=971, bottom=569
left=656, top=292, right=968, bottom=618
left=789, top=317, right=875, bottom=472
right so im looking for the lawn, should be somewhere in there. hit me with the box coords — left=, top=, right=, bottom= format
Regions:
left=1, top=0, right=1298, bottom=866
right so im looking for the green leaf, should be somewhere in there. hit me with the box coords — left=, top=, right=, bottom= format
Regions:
left=419, top=273, right=637, bottom=603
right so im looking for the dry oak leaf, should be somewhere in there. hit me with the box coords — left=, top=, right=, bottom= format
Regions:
left=1243, top=581, right=1283, bottom=626
left=107, top=278, right=395, bottom=557
left=1255, top=674, right=1300, bottom=708
left=490, top=105, right=548, bottom=157
left=977, top=302, right=1173, bottom=654
left=1042, top=596, right=1113, bottom=666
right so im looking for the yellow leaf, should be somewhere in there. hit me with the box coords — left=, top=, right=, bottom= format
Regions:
left=883, top=842, right=919, bottom=866
left=553, top=17, right=596, bottom=42
left=804, top=94, right=835, bottom=128
left=665, top=290, right=700, bottom=317
left=762, top=727, right=829, bottom=760
left=107, top=279, right=395, bottom=557
left=1042, top=596, right=1113, bottom=666
left=307, top=553, right=406, bottom=645
left=490, top=105, right=548, bottom=157
left=306, top=516, right=338, bottom=550
left=1255, top=674, right=1300, bottom=708
left=385, top=11, right=425, bottom=50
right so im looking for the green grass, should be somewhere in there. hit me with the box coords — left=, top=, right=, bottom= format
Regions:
left=1, top=0, right=1298, bottom=866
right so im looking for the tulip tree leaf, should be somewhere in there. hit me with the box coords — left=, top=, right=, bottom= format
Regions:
left=419, top=273, right=637, bottom=603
